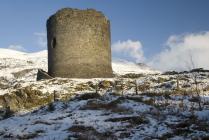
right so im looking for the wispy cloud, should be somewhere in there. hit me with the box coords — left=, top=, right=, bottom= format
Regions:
left=112, top=40, right=145, bottom=62
left=148, top=31, right=209, bottom=71
left=34, top=32, right=47, bottom=48
left=8, top=45, right=26, bottom=52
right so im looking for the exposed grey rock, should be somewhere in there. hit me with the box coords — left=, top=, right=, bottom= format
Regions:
left=37, top=69, right=53, bottom=81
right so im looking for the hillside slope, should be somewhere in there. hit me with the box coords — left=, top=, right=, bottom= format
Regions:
left=0, top=49, right=209, bottom=140
left=0, top=48, right=159, bottom=81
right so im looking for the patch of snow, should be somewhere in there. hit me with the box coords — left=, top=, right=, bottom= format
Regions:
left=0, top=48, right=27, bottom=59
left=195, top=110, right=209, bottom=121
left=112, top=59, right=160, bottom=75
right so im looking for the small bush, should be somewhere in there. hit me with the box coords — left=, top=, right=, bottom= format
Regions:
left=98, top=80, right=113, bottom=89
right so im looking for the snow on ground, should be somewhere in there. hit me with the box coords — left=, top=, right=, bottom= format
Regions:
left=0, top=49, right=158, bottom=96
left=0, top=49, right=209, bottom=139
left=0, top=49, right=47, bottom=82
left=0, top=49, right=159, bottom=82
left=112, top=59, right=160, bottom=75
left=195, top=110, right=209, bottom=121
left=0, top=92, right=209, bottom=139
left=0, top=48, right=27, bottom=59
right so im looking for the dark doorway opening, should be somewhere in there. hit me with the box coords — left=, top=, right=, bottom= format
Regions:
left=51, top=37, right=56, bottom=48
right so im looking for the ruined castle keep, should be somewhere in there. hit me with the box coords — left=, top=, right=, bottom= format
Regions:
left=47, top=8, right=113, bottom=78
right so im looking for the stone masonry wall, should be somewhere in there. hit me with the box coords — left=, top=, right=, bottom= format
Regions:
left=47, top=8, right=113, bottom=78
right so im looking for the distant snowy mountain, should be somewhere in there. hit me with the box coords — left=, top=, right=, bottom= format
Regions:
left=0, top=48, right=47, bottom=59
left=112, top=59, right=159, bottom=75
left=0, top=48, right=47, bottom=82
left=0, top=48, right=27, bottom=59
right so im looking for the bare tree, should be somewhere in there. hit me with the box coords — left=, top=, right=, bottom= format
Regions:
left=188, top=54, right=202, bottom=110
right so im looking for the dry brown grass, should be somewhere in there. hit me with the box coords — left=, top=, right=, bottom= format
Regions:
left=68, top=125, right=116, bottom=140
left=75, top=92, right=101, bottom=100
left=33, top=120, right=52, bottom=125
left=75, top=83, right=92, bottom=91
left=17, top=130, right=45, bottom=139
left=105, top=116, right=148, bottom=125
left=80, top=97, right=131, bottom=113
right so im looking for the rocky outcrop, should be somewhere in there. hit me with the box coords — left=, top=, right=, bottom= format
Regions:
left=0, top=86, right=53, bottom=112
left=37, top=69, right=53, bottom=81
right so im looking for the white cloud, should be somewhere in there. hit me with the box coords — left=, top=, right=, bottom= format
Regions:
left=34, top=32, right=47, bottom=48
left=112, top=40, right=145, bottom=62
left=8, top=45, right=26, bottom=52
left=149, top=32, right=209, bottom=71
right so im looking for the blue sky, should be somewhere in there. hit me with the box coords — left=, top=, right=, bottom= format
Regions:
left=1, top=0, right=209, bottom=70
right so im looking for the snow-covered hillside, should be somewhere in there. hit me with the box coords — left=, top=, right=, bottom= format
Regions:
left=0, top=48, right=159, bottom=80
left=0, top=48, right=209, bottom=139
left=112, top=59, right=159, bottom=75
left=0, top=49, right=47, bottom=80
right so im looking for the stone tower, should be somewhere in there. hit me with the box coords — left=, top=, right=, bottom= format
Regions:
left=47, top=8, right=113, bottom=78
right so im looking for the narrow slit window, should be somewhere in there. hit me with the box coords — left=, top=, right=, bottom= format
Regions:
left=51, top=37, right=56, bottom=48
